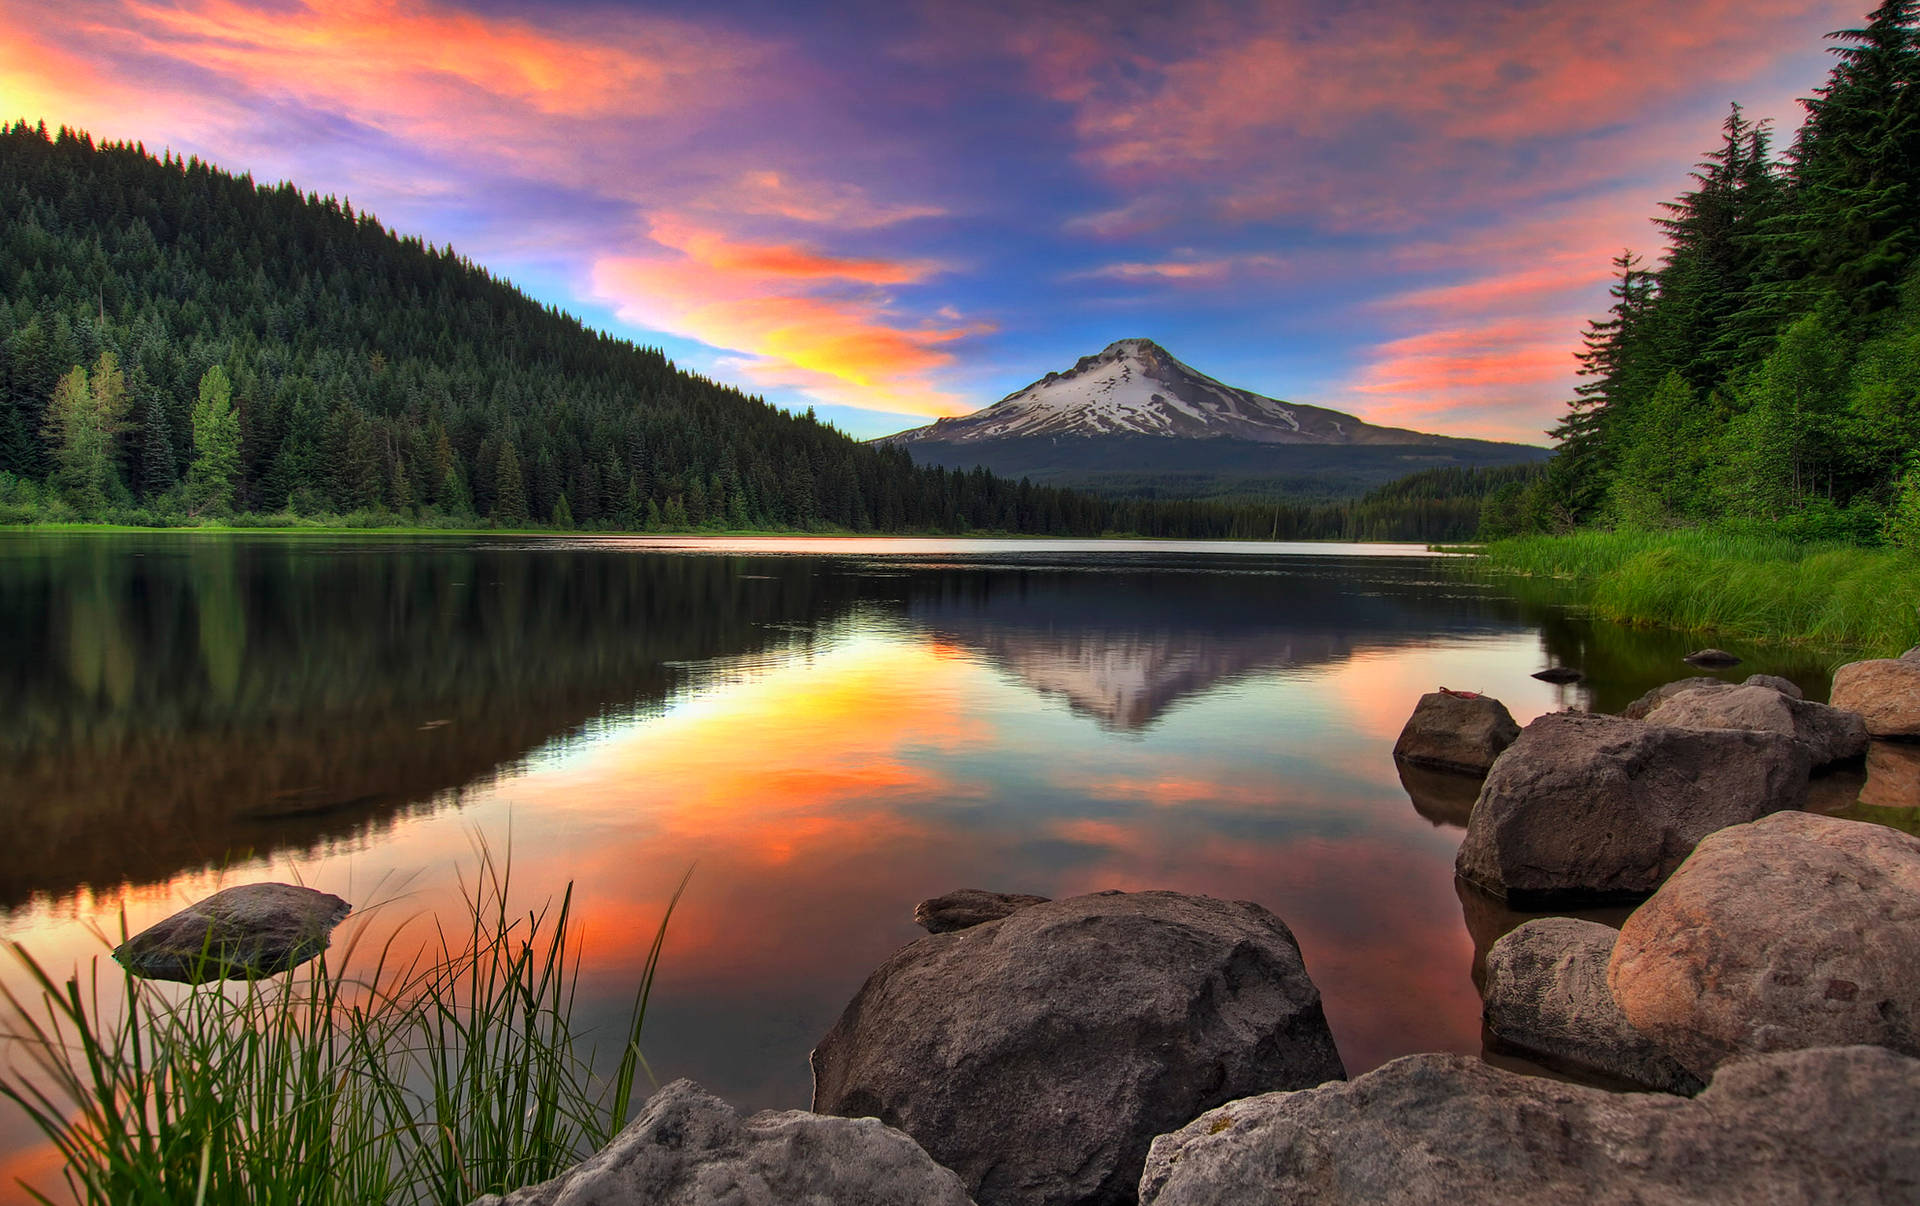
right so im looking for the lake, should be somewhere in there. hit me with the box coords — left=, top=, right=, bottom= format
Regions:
left=0, top=532, right=1893, bottom=1196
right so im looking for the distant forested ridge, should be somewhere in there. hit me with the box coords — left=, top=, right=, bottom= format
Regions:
left=0, top=123, right=1274, bottom=537
left=1505, top=2, right=1920, bottom=549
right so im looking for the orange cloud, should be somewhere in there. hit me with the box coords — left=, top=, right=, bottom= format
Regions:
left=708, top=171, right=947, bottom=230
left=593, top=219, right=985, bottom=417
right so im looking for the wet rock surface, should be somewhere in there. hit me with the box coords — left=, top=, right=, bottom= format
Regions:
left=1456, top=712, right=1809, bottom=907
left=1643, top=683, right=1868, bottom=768
left=1483, top=917, right=1702, bottom=1095
left=1391, top=690, right=1520, bottom=775
left=112, top=882, right=350, bottom=983
left=812, top=889, right=1345, bottom=1206
left=1861, top=739, right=1920, bottom=808
left=913, top=889, right=1051, bottom=933
left=1137, top=1046, right=1920, bottom=1205
left=1608, top=810, right=1920, bottom=1075
left=1683, top=648, right=1742, bottom=667
left=471, top=1079, right=976, bottom=1206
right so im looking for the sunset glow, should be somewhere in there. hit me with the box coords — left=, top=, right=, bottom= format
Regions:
left=0, top=0, right=1864, bottom=439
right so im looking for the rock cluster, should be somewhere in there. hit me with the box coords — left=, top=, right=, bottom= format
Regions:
left=1642, top=682, right=1867, bottom=767
left=811, top=890, right=1344, bottom=1206
left=1137, top=1048, right=1920, bottom=1205
left=112, top=882, right=350, bottom=983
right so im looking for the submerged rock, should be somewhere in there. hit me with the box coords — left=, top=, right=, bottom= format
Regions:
left=1608, top=810, right=1920, bottom=1076
left=1455, top=712, right=1809, bottom=907
left=1482, top=917, right=1702, bottom=1095
left=470, top=1079, right=975, bottom=1206
left=913, top=888, right=1050, bottom=933
left=812, top=890, right=1345, bottom=1206
left=1832, top=657, right=1920, bottom=738
left=1391, top=690, right=1520, bottom=775
left=1643, top=683, right=1868, bottom=768
left=1530, top=666, right=1583, bottom=684
left=112, top=882, right=350, bottom=983
left=1136, top=1047, right=1920, bottom=1205
left=1683, top=648, right=1742, bottom=667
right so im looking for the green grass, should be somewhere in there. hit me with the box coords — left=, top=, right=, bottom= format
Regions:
left=1480, top=529, right=1920, bottom=657
left=0, top=853, right=688, bottom=1205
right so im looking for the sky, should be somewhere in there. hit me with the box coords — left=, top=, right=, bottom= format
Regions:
left=0, top=0, right=1871, bottom=443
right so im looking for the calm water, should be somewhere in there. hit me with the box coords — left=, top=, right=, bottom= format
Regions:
left=0, top=532, right=1895, bottom=1195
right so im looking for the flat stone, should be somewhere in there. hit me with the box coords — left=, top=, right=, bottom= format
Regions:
left=1683, top=648, right=1742, bottom=667
left=112, top=882, right=350, bottom=983
left=1137, top=1047, right=1920, bottom=1205
left=1392, top=690, right=1520, bottom=775
left=1531, top=666, right=1583, bottom=684
left=913, top=889, right=1051, bottom=933
left=1456, top=712, right=1809, bottom=908
left=812, top=890, right=1345, bottom=1206
left=470, top=1079, right=975, bottom=1206
left=1643, top=683, right=1868, bottom=768
left=1482, top=917, right=1702, bottom=1095
left=1832, top=658, right=1920, bottom=738
left=1608, top=810, right=1920, bottom=1076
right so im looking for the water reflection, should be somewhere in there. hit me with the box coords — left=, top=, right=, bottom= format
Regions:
left=0, top=533, right=1886, bottom=1202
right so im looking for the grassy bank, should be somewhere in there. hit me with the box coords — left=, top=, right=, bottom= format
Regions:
left=1, top=859, right=686, bottom=1205
left=1480, top=530, right=1920, bottom=657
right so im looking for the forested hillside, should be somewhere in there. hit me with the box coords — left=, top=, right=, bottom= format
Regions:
left=0, top=123, right=1226, bottom=536
left=1512, top=1, right=1920, bottom=549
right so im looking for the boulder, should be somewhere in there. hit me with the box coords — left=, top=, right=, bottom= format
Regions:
left=1482, top=917, right=1702, bottom=1095
left=1643, top=683, right=1868, bottom=768
left=1862, top=739, right=1920, bottom=809
left=1531, top=666, right=1583, bottom=684
left=1743, top=673, right=1803, bottom=699
left=112, top=882, right=350, bottom=983
left=1904, top=644, right=1920, bottom=662
left=1136, top=1047, right=1920, bottom=1205
left=1455, top=712, right=1810, bottom=907
left=1620, top=676, right=1722, bottom=720
left=1396, top=759, right=1481, bottom=828
left=811, top=890, right=1345, bottom=1206
left=1608, top=810, right=1920, bottom=1076
left=913, top=889, right=1050, bottom=934
left=1391, top=690, right=1520, bottom=775
left=470, top=1079, right=975, bottom=1206
left=1683, top=648, right=1742, bottom=667
left=1831, top=657, right=1920, bottom=738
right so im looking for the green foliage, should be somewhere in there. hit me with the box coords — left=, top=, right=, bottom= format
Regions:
left=1481, top=529, right=1920, bottom=654
left=186, top=364, right=240, bottom=515
left=0, top=856, right=687, bottom=1205
left=1886, top=466, right=1920, bottom=552
left=40, top=353, right=128, bottom=516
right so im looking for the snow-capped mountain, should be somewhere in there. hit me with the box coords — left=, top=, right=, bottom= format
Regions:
left=878, top=338, right=1454, bottom=447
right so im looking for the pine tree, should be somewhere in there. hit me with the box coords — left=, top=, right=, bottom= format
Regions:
left=185, top=364, right=240, bottom=514
left=139, top=390, right=176, bottom=499
left=493, top=441, right=528, bottom=525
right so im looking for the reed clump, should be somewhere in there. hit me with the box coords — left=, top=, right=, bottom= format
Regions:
left=1480, top=529, right=1920, bottom=657
left=0, top=855, right=686, bottom=1206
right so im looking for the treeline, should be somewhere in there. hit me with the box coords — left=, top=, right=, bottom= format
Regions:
left=1509, top=2, right=1920, bottom=550
left=0, top=122, right=1301, bottom=539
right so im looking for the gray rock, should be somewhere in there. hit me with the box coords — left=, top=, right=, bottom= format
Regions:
left=1621, top=676, right=1723, bottom=720
left=1683, top=648, right=1742, bottom=667
left=1608, top=810, right=1920, bottom=1076
left=1483, top=917, right=1703, bottom=1095
left=1137, top=1047, right=1920, bottom=1205
left=1832, top=657, right=1920, bottom=738
left=471, top=1079, right=975, bottom=1206
left=112, top=882, right=350, bottom=983
left=811, top=890, right=1345, bottom=1206
left=1456, top=712, right=1810, bottom=908
left=1644, top=683, right=1868, bottom=768
left=1531, top=666, right=1583, bottom=684
left=1391, top=690, right=1520, bottom=775
left=914, top=889, right=1051, bottom=934
left=1744, top=673, right=1804, bottom=698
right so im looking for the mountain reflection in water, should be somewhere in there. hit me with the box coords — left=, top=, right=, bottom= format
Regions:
left=0, top=533, right=1870, bottom=1198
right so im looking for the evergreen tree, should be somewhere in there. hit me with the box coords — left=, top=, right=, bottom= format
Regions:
left=139, top=390, right=176, bottom=499
left=493, top=441, right=528, bottom=525
left=185, top=364, right=240, bottom=514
